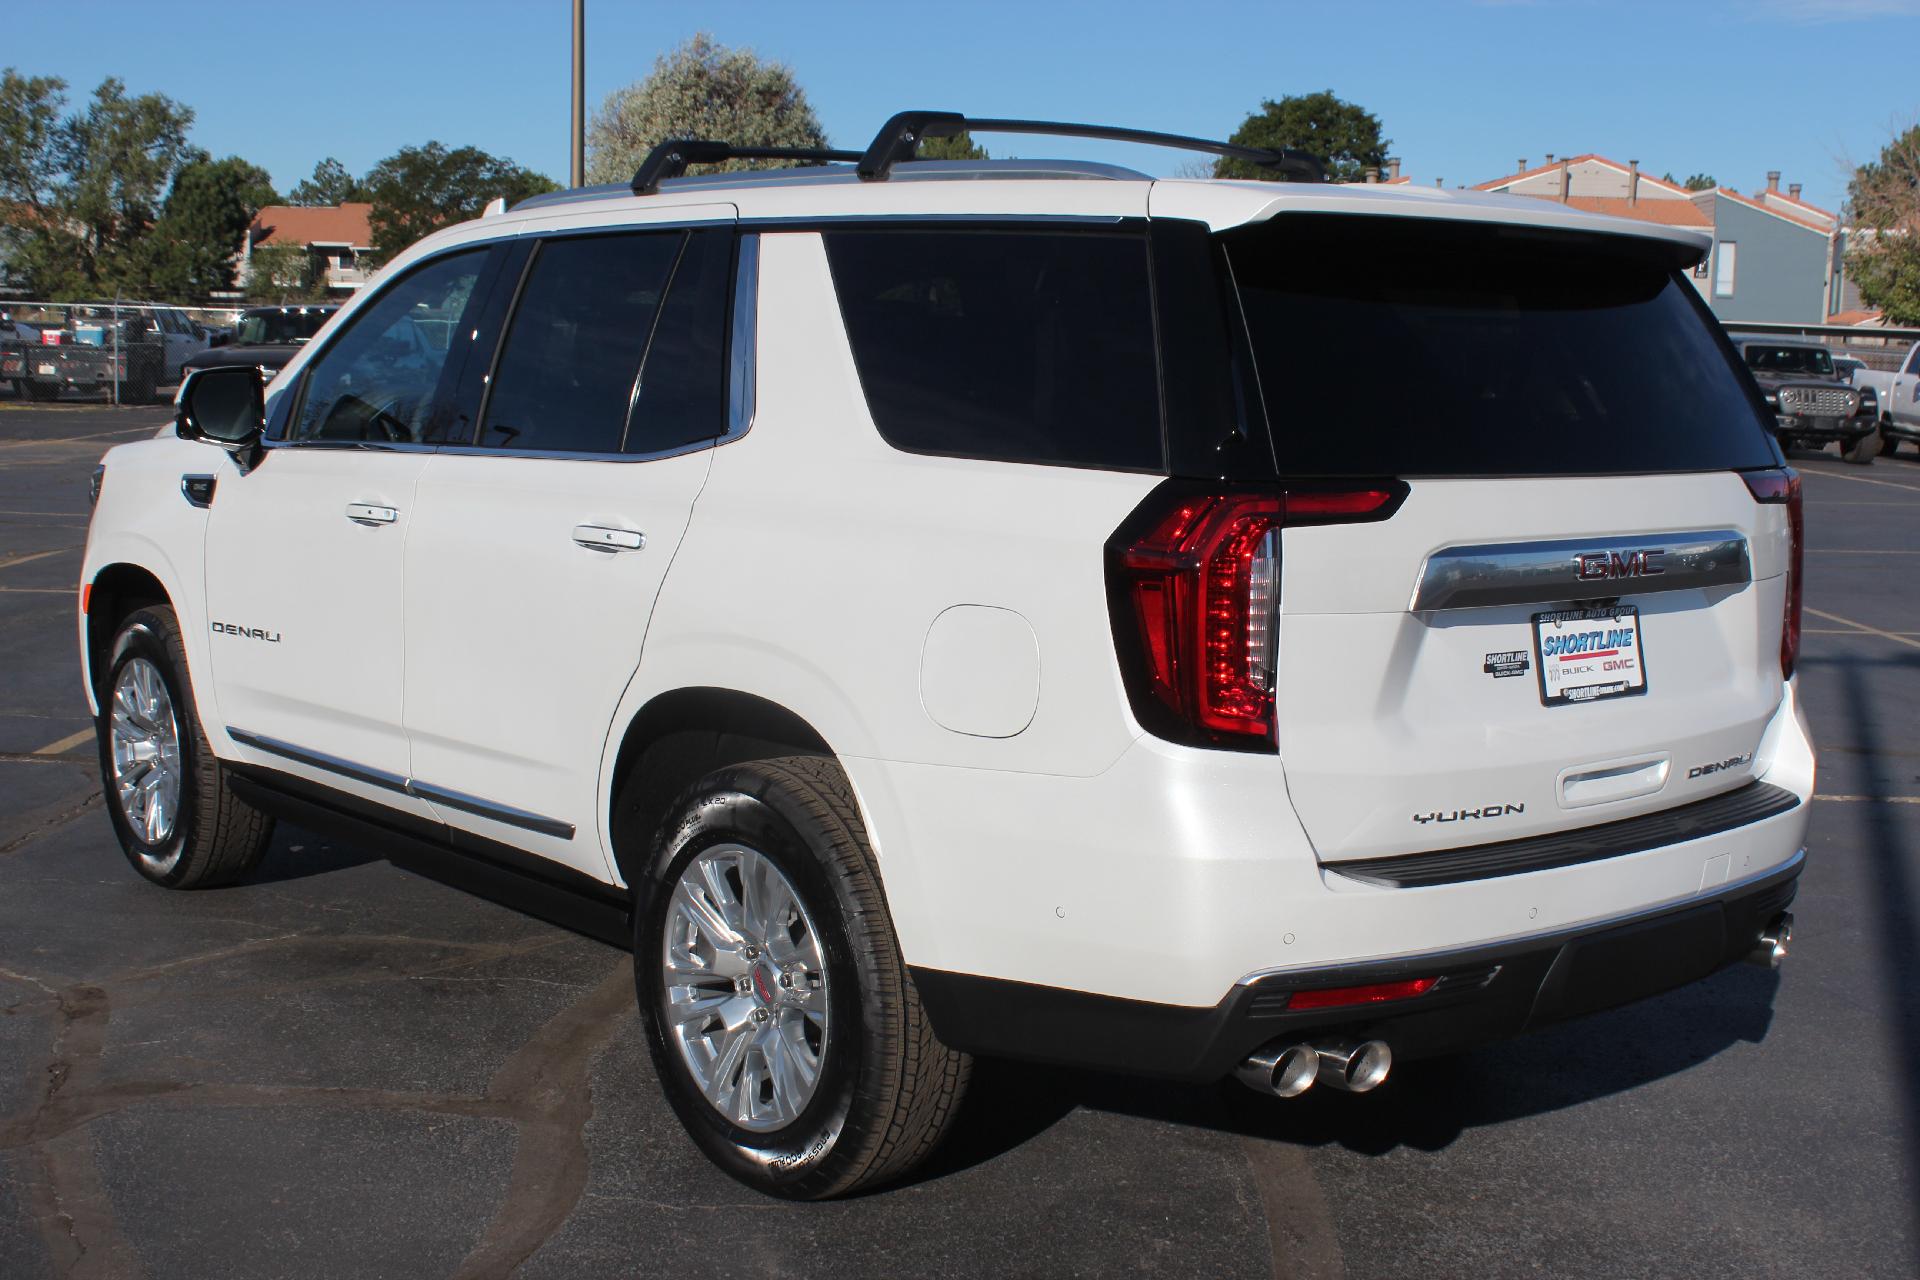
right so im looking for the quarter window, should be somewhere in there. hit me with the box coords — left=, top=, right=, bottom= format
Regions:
left=823, top=230, right=1163, bottom=471
left=479, top=232, right=684, bottom=454
left=289, top=250, right=488, bottom=443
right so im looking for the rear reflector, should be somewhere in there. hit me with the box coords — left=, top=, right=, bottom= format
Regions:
left=1285, top=977, right=1440, bottom=1011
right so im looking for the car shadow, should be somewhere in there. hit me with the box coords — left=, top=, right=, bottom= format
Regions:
left=240, top=822, right=382, bottom=884
left=908, top=962, right=1781, bottom=1186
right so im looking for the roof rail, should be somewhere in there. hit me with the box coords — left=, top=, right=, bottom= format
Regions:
left=631, top=140, right=861, bottom=196
left=855, top=110, right=1326, bottom=184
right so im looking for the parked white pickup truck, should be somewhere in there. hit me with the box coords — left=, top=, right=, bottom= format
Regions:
left=1847, top=340, right=1920, bottom=456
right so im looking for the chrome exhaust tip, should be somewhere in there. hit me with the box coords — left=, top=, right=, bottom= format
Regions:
left=1746, top=911, right=1794, bottom=969
left=1236, top=1042, right=1320, bottom=1098
left=1314, top=1040, right=1393, bottom=1093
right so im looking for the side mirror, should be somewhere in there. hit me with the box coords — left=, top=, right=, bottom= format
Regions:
left=176, top=366, right=266, bottom=467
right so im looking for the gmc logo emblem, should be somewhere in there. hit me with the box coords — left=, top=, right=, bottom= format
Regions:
left=1575, top=549, right=1666, bottom=582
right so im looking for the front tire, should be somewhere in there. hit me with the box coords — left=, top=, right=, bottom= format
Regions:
left=98, top=606, right=273, bottom=888
left=1843, top=426, right=1881, bottom=465
left=636, top=757, right=969, bottom=1199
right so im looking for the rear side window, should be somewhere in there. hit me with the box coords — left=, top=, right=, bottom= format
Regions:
left=480, top=232, right=683, bottom=453
left=824, top=230, right=1163, bottom=471
left=627, top=229, right=731, bottom=455
left=1223, top=215, right=1777, bottom=477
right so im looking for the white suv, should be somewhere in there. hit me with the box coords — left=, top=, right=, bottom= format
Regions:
left=79, top=113, right=1813, bottom=1199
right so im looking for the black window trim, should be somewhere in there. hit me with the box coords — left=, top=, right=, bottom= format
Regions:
left=265, top=226, right=759, bottom=465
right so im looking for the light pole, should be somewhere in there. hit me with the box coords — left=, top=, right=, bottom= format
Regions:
left=570, top=0, right=585, bottom=187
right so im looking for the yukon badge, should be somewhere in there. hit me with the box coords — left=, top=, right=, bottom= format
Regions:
left=211, top=621, right=282, bottom=644
left=1413, top=803, right=1524, bottom=825
left=1575, top=548, right=1666, bottom=582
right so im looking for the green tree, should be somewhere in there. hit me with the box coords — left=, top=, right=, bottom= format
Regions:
left=1664, top=171, right=1716, bottom=191
left=1847, top=124, right=1920, bottom=326
left=1214, top=91, right=1387, bottom=183
left=244, top=240, right=326, bottom=303
left=288, top=156, right=365, bottom=206
left=915, top=131, right=989, bottom=162
left=362, top=141, right=557, bottom=262
left=142, top=152, right=277, bottom=298
left=586, top=33, right=827, bottom=184
left=0, top=70, right=196, bottom=296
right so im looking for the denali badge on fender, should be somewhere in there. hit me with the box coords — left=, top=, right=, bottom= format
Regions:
left=211, top=621, right=281, bottom=643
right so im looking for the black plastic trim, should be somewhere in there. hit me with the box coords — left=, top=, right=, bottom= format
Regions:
left=631, top=140, right=862, bottom=196
left=1323, top=780, right=1800, bottom=888
left=909, top=857, right=1801, bottom=1081
left=227, top=764, right=628, bottom=947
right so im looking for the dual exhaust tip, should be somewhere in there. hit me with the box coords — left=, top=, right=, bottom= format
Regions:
left=1746, top=911, right=1794, bottom=969
left=1237, top=1040, right=1392, bottom=1098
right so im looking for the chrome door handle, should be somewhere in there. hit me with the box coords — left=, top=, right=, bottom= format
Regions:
left=573, top=524, right=645, bottom=553
left=346, top=502, right=398, bottom=526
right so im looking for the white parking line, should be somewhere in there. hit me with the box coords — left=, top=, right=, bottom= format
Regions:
left=1814, top=794, right=1920, bottom=805
left=1796, top=467, right=1920, bottom=493
left=0, top=547, right=76, bottom=571
left=1804, top=548, right=1920, bottom=554
left=1805, top=606, right=1920, bottom=650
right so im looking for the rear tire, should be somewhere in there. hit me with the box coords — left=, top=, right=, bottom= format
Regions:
left=1882, top=421, right=1902, bottom=456
left=1843, top=427, right=1881, bottom=465
left=22, top=379, right=58, bottom=402
left=98, top=606, right=273, bottom=888
left=635, top=756, right=969, bottom=1199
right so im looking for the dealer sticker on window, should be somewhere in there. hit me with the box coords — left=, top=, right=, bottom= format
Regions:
left=1532, top=606, right=1647, bottom=707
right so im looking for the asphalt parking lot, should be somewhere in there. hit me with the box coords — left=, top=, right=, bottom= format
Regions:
left=1, top=392, right=1916, bottom=1279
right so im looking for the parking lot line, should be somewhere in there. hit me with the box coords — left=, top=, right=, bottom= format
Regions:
left=32, top=728, right=93, bottom=756
left=1795, top=466, right=1920, bottom=493
left=1804, top=549, right=1920, bottom=555
left=1814, top=794, right=1920, bottom=804
left=0, top=547, right=76, bottom=571
left=1804, top=606, right=1920, bottom=651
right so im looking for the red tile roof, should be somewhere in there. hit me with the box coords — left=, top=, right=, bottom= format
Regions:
left=250, top=203, right=373, bottom=248
left=1762, top=188, right=1837, bottom=221
left=1826, top=309, right=1883, bottom=326
left=1560, top=196, right=1711, bottom=227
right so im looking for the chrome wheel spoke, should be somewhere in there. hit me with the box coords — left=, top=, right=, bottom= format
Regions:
left=662, top=842, right=831, bottom=1132
left=109, top=657, right=183, bottom=857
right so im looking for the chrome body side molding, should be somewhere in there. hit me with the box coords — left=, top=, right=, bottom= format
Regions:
left=1410, top=529, right=1750, bottom=612
left=226, top=727, right=576, bottom=840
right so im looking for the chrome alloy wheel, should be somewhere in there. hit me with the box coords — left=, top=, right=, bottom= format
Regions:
left=110, top=657, right=184, bottom=864
left=662, top=843, right=830, bottom=1132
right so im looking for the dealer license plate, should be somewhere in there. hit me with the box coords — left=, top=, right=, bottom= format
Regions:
left=1533, top=605, right=1647, bottom=707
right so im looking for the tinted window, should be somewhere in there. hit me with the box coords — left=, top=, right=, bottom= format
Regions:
left=1744, top=345, right=1833, bottom=377
left=1224, top=216, right=1777, bottom=477
left=291, top=250, right=487, bottom=443
left=480, top=233, right=682, bottom=453
left=627, top=229, right=731, bottom=454
left=237, top=309, right=332, bottom=345
left=824, top=230, right=1162, bottom=471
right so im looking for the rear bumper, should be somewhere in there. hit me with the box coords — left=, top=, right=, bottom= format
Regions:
left=911, top=854, right=1801, bottom=1081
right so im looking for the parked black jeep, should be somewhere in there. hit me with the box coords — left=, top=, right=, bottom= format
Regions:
left=1739, top=339, right=1881, bottom=465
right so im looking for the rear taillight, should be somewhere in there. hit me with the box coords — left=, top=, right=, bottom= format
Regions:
left=1107, top=481, right=1405, bottom=750
left=1742, top=467, right=1802, bottom=678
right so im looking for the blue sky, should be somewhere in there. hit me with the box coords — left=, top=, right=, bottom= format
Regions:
left=12, top=1, right=1920, bottom=211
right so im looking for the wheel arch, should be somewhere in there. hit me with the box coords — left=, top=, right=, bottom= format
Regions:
left=605, top=686, right=836, bottom=889
left=86, top=561, right=173, bottom=705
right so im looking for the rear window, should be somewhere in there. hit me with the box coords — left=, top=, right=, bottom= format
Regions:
left=824, top=230, right=1163, bottom=471
left=1223, top=215, right=1776, bottom=477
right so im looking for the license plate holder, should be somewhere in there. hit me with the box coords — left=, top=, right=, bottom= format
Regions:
left=1533, top=605, right=1647, bottom=707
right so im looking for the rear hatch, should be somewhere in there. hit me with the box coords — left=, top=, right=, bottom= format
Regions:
left=1221, top=214, right=1791, bottom=863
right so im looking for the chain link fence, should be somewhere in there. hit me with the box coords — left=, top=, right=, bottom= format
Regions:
left=0, top=299, right=251, bottom=405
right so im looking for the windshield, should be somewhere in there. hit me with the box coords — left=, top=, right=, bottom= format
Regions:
left=1744, top=345, right=1834, bottom=377
left=1222, top=215, right=1776, bottom=477
left=236, top=309, right=332, bottom=345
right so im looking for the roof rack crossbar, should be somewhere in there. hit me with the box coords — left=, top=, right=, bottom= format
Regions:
left=630, top=140, right=862, bottom=196
left=855, top=111, right=1325, bottom=184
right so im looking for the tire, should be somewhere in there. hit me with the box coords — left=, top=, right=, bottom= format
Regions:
left=635, top=756, right=970, bottom=1199
left=1843, top=426, right=1881, bottom=465
left=97, top=605, right=273, bottom=888
left=1881, top=421, right=1902, bottom=456
left=21, top=379, right=58, bottom=402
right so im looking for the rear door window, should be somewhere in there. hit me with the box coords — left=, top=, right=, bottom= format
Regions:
left=1223, top=215, right=1777, bottom=477
left=824, top=229, right=1163, bottom=472
left=479, top=233, right=683, bottom=454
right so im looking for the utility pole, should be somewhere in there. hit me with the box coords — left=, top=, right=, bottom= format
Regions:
left=569, top=0, right=585, bottom=187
